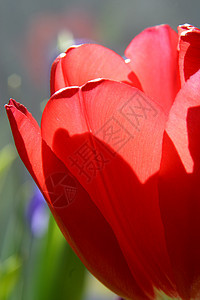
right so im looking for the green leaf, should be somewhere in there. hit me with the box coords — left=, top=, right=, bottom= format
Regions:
left=0, top=144, right=16, bottom=176
left=0, top=255, right=21, bottom=300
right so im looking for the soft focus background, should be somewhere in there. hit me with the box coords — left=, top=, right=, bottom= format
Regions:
left=0, top=0, right=200, bottom=299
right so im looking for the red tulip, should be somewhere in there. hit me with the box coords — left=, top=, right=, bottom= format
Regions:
left=5, top=24, right=200, bottom=299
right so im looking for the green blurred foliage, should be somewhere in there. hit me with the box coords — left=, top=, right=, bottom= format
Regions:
left=0, top=256, right=21, bottom=300
left=0, top=145, right=16, bottom=177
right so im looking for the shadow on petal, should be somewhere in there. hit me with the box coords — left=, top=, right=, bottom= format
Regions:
left=49, top=128, right=178, bottom=299
left=158, top=106, right=200, bottom=299
left=41, top=139, right=147, bottom=300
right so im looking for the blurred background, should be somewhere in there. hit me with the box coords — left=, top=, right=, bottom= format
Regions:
left=0, top=0, right=199, bottom=299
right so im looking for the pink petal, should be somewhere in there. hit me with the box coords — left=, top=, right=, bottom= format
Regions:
left=50, top=44, right=141, bottom=95
left=125, top=25, right=180, bottom=113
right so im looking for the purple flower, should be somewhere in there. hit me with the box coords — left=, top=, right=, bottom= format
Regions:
left=26, top=187, right=49, bottom=237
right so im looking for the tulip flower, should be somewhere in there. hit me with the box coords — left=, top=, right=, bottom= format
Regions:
left=5, top=24, right=200, bottom=299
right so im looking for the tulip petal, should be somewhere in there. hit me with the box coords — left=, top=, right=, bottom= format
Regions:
left=159, top=70, right=200, bottom=299
left=5, top=99, right=146, bottom=300
left=41, top=80, right=177, bottom=298
left=50, top=44, right=142, bottom=95
left=178, top=24, right=200, bottom=85
left=42, top=141, right=148, bottom=300
left=125, top=24, right=180, bottom=112
left=5, top=99, right=44, bottom=189
left=165, top=69, right=200, bottom=173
